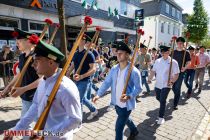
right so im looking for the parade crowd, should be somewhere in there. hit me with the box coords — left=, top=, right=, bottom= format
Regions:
left=0, top=17, right=210, bottom=140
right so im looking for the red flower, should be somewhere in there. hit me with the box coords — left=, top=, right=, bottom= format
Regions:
left=84, top=16, right=93, bottom=25
left=28, top=34, right=39, bottom=44
left=44, top=18, right=53, bottom=25
left=137, top=29, right=144, bottom=35
left=172, top=36, right=177, bottom=40
left=12, top=31, right=19, bottom=38
left=186, top=32, right=190, bottom=38
left=96, top=26, right=102, bottom=31
left=137, top=29, right=142, bottom=34
left=54, top=23, right=60, bottom=28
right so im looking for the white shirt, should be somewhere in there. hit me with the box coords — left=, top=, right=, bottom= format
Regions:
left=13, top=70, right=82, bottom=140
left=197, top=53, right=209, bottom=68
left=115, top=66, right=128, bottom=108
left=152, top=57, right=180, bottom=89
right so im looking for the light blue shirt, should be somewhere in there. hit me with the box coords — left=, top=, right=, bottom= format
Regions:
left=97, top=63, right=142, bottom=111
left=14, top=70, right=82, bottom=140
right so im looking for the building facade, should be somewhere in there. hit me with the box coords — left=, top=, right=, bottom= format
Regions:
left=0, top=0, right=141, bottom=50
left=140, top=0, right=183, bottom=48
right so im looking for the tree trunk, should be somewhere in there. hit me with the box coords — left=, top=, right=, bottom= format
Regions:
left=57, top=0, right=67, bottom=67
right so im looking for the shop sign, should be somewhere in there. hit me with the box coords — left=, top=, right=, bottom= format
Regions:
left=30, top=0, right=42, bottom=9
left=30, top=0, right=57, bottom=9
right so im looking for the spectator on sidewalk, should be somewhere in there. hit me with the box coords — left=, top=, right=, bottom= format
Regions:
left=0, top=45, right=14, bottom=85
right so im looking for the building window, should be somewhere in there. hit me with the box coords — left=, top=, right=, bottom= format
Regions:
left=168, top=24, right=170, bottom=34
left=0, top=17, right=19, bottom=30
left=30, top=22, right=45, bottom=31
left=177, top=10, right=180, bottom=19
left=172, top=7, right=175, bottom=17
left=166, top=3, right=169, bottom=14
left=161, top=23, right=164, bottom=33
left=120, top=0, right=127, bottom=15
left=29, top=21, right=49, bottom=36
left=173, top=26, right=176, bottom=35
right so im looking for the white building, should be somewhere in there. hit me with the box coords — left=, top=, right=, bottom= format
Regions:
left=140, top=0, right=183, bottom=48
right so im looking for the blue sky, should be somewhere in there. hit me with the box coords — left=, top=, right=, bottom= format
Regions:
left=175, top=0, right=210, bottom=15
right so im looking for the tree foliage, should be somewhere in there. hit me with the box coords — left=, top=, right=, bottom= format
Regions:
left=187, top=0, right=209, bottom=44
left=201, top=36, right=210, bottom=48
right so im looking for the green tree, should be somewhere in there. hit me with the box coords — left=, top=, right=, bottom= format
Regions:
left=201, top=36, right=210, bottom=48
left=187, top=0, right=209, bottom=44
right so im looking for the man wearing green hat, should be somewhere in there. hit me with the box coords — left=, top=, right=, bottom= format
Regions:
left=0, top=28, right=40, bottom=118
left=4, top=40, right=82, bottom=140
left=93, top=41, right=142, bottom=140
left=135, top=43, right=151, bottom=94
left=148, top=45, right=180, bottom=124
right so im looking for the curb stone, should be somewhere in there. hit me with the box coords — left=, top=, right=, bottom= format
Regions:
left=191, top=107, right=210, bottom=140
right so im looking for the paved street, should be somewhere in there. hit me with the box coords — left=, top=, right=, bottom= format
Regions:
left=0, top=74, right=210, bottom=140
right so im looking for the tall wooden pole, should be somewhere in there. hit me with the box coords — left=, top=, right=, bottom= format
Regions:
left=167, top=36, right=177, bottom=86
left=121, top=29, right=144, bottom=96
left=30, top=16, right=92, bottom=139
left=57, top=0, right=67, bottom=66
left=181, top=32, right=190, bottom=69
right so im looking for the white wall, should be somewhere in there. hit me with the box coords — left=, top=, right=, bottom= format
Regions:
left=127, top=4, right=138, bottom=18
left=158, top=15, right=183, bottom=47
left=141, top=16, right=157, bottom=48
left=139, top=14, right=183, bottom=48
